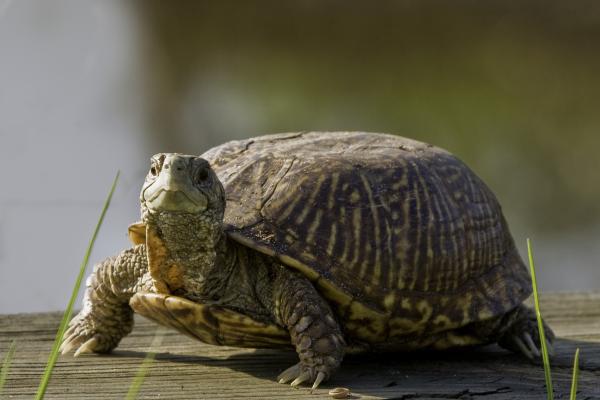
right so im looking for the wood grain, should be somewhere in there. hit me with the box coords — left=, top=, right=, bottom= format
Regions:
left=1, top=292, right=599, bottom=399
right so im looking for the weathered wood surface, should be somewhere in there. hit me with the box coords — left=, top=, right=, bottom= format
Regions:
left=1, top=292, right=599, bottom=399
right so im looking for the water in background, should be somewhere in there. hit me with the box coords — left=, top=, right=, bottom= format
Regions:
left=0, top=1, right=599, bottom=313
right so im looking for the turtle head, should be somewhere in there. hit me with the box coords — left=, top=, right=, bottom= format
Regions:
left=139, top=153, right=228, bottom=300
left=140, top=153, right=225, bottom=218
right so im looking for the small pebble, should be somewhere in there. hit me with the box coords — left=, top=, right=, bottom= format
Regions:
left=328, top=387, right=351, bottom=399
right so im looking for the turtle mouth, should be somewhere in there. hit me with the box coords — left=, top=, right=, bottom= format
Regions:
left=141, top=153, right=212, bottom=214
left=145, top=188, right=208, bottom=213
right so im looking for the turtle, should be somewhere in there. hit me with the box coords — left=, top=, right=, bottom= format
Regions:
left=60, top=131, right=554, bottom=390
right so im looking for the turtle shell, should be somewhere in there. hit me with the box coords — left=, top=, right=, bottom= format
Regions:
left=201, top=132, right=531, bottom=345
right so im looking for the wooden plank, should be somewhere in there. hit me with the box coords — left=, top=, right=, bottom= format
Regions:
left=1, top=292, right=599, bottom=399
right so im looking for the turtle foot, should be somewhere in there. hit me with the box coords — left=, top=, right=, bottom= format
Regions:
left=277, top=362, right=329, bottom=392
left=60, top=310, right=131, bottom=356
left=277, top=323, right=344, bottom=391
left=498, top=305, right=555, bottom=360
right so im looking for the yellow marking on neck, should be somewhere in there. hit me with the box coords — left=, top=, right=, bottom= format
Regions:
left=128, top=221, right=146, bottom=245
left=145, top=224, right=170, bottom=294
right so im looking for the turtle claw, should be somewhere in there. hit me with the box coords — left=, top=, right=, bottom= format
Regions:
left=523, top=332, right=541, bottom=358
left=511, top=335, right=533, bottom=360
left=61, top=331, right=102, bottom=356
left=545, top=339, right=555, bottom=357
left=74, top=337, right=99, bottom=357
left=311, top=371, right=326, bottom=392
left=278, top=363, right=301, bottom=384
left=59, top=337, right=79, bottom=355
left=61, top=331, right=80, bottom=351
left=291, top=371, right=311, bottom=387
left=60, top=327, right=88, bottom=355
left=277, top=362, right=331, bottom=390
left=507, top=332, right=550, bottom=360
left=64, top=325, right=77, bottom=339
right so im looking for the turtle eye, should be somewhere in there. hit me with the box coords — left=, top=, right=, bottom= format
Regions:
left=196, top=168, right=209, bottom=183
left=150, top=154, right=165, bottom=177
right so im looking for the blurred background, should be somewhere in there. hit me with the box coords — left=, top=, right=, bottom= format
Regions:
left=1, top=1, right=599, bottom=313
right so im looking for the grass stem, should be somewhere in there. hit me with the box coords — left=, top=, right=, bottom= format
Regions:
left=527, top=238, right=553, bottom=400
left=125, top=328, right=164, bottom=400
left=570, top=348, right=580, bottom=400
left=35, top=171, right=120, bottom=400
left=0, top=340, right=16, bottom=395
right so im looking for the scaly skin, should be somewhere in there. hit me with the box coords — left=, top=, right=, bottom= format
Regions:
left=273, top=267, right=345, bottom=389
left=60, top=245, right=153, bottom=355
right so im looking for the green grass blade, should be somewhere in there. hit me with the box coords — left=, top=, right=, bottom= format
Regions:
left=125, top=352, right=156, bottom=400
left=35, top=171, right=120, bottom=400
left=0, top=340, right=17, bottom=394
left=527, top=238, right=553, bottom=400
left=570, top=348, right=580, bottom=400
left=125, top=328, right=164, bottom=400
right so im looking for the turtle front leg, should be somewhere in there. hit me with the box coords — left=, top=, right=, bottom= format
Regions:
left=60, top=245, right=151, bottom=356
left=273, top=267, right=345, bottom=391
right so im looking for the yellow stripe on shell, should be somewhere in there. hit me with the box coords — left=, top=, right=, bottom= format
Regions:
left=359, top=174, right=382, bottom=287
